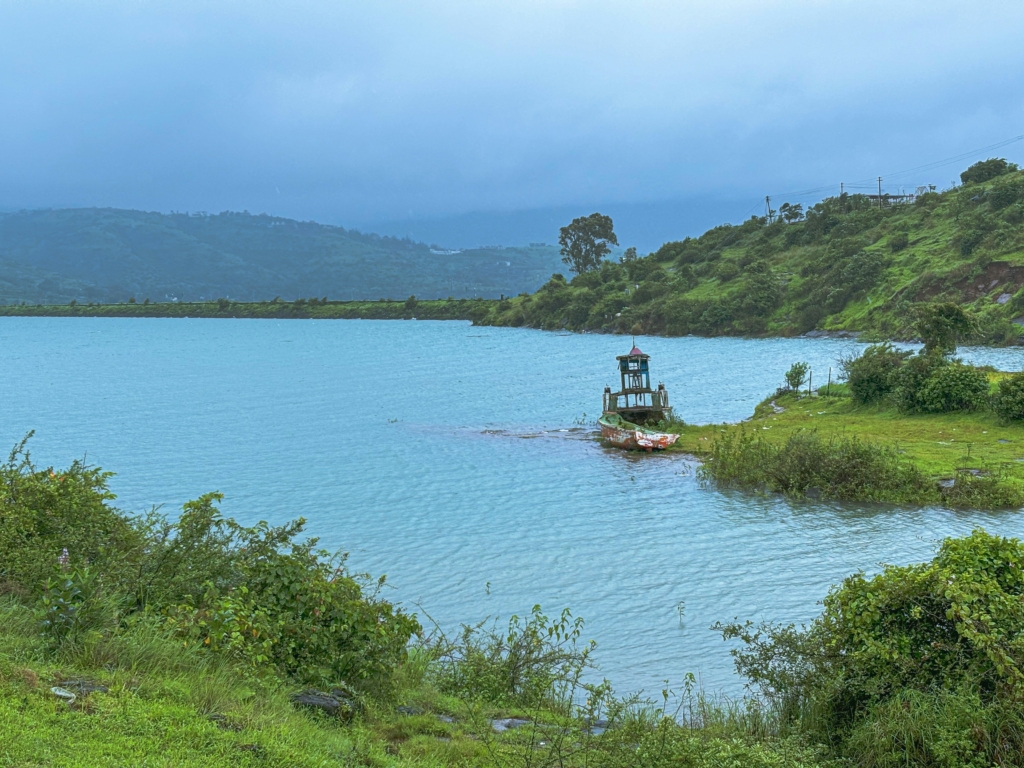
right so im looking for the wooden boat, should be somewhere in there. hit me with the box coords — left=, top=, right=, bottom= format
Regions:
left=598, top=412, right=679, bottom=451
left=600, top=344, right=678, bottom=451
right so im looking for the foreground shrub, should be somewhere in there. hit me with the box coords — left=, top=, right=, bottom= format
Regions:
left=839, top=342, right=910, bottom=404
left=891, top=353, right=946, bottom=413
left=0, top=436, right=144, bottom=596
left=430, top=605, right=595, bottom=708
left=917, top=361, right=990, bottom=412
left=699, top=429, right=936, bottom=505
left=720, top=530, right=1024, bottom=765
left=0, top=439, right=419, bottom=694
left=992, top=371, right=1024, bottom=422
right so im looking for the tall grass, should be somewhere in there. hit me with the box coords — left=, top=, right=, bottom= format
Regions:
left=699, top=428, right=938, bottom=505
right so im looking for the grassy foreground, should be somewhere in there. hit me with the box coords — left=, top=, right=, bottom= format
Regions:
left=8, top=440, right=1024, bottom=765
left=0, top=605, right=832, bottom=768
left=0, top=440, right=831, bottom=767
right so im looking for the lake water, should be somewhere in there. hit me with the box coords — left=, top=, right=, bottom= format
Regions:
left=3, top=317, right=1024, bottom=696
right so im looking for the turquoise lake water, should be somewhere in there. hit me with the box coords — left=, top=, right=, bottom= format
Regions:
left=3, top=317, right=1024, bottom=696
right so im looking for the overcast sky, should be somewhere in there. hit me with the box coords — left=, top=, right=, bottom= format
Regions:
left=2, top=0, right=1023, bottom=242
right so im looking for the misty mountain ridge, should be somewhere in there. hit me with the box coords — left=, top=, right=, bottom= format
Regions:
left=0, top=208, right=565, bottom=305
left=365, top=198, right=751, bottom=253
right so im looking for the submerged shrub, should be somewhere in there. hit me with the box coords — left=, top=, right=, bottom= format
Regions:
left=992, top=371, right=1024, bottom=422
left=840, top=343, right=910, bottom=404
left=942, top=468, right=1024, bottom=509
left=699, top=429, right=936, bottom=505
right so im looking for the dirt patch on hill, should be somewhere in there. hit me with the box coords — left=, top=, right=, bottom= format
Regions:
left=907, top=261, right=1024, bottom=303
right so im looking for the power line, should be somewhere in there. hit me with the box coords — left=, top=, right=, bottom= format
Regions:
left=764, top=132, right=1024, bottom=204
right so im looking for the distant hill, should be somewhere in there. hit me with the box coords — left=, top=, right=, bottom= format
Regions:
left=479, top=159, right=1024, bottom=344
left=0, top=208, right=564, bottom=304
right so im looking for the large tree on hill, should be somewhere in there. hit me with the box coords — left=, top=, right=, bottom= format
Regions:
left=960, top=157, right=1018, bottom=185
left=558, top=213, right=618, bottom=275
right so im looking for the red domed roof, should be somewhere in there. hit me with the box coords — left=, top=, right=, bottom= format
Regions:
left=629, top=346, right=644, bottom=356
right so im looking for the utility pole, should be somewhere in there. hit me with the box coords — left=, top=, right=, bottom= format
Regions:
left=878, top=177, right=883, bottom=209
left=765, top=195, right=774, bottom=224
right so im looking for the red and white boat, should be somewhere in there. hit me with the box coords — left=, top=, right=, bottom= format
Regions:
left=598, top=412, right=678, bottom=451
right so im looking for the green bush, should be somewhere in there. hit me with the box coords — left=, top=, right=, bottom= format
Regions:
left=431, top=605, right=594, bottom=708
left=958, top=228, right=986, bottom=257
left=839, top=343, right=910, bottom=404
left=992, top=371, right=1024, bottom=422
left=167, top=543, right=420, bottom=690
left=0, top=440, right=419, bottom=694
left=784, top=362, right=809, bottom=392
left=960, top=157, right=1018, bottom=184
left=714, top=261, right=740, bottom=282
left=0, top=436, right=143, bottom=597
left=721, top=530, right=1024, bottom=765
left=37, top=567, right=119, bottom=649
left=989, top=180, right=1022, bottom=210
left=917, top=361, right=989, bottom=412
left=891, top=353, right=946, bottom=413
left=888, top=231, right=909, bottom=252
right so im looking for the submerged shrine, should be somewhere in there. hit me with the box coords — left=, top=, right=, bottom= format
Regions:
left=599, top=345, right=678, bottom=451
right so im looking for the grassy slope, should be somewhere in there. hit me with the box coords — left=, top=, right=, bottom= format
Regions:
left=478, top=168, right=1024, bottom=341
left=0, top=208, right=564, bottom=304
left=0, top=602, right=830, bottom=768
left=673, top=381, right=1024, bottom=487
left=0, top=605, right=531, bottom=768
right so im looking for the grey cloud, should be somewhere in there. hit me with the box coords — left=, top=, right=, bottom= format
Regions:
left=1, top=0, right=1022, bottom=238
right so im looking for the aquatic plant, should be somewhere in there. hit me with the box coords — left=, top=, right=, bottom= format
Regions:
left=699, top=429, right=937, bottom=505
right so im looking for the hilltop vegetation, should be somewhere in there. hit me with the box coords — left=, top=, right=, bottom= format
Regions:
left=0, top=208, right=563, bottom=304
left=480, top=159, right=1024, bottom=343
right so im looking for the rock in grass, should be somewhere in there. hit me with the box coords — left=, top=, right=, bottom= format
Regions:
left=491, top=717, right=532, bottom=733
left=50, top=687, right=76, bottom=705
left=290, top=689, right=358, bottom=721
left=57, top=679, right=108, bottom=696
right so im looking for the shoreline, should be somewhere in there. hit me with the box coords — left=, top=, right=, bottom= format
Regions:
left=0, top=298, right=490, bottom=322
left=0, top=299, right=944, bottom=346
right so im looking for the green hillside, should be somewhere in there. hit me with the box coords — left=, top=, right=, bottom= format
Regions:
left=479, top=159, right=1024, bottom=343
left=0, top=208, right=564, bottom=304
